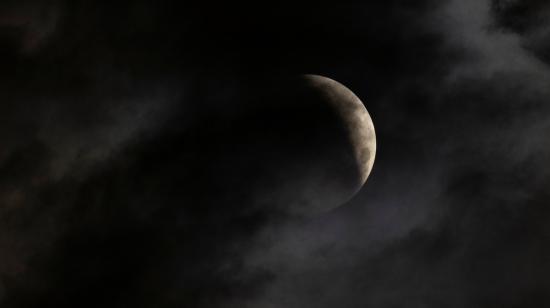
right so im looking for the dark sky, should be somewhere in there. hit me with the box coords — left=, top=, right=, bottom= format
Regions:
left=1, top=1, right=550, bottom=307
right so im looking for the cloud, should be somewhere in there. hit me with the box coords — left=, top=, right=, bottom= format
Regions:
left=2, top=1, right=550, bottom=307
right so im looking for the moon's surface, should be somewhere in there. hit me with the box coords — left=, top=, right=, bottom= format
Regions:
left=199, top=74, right=376, bottom=215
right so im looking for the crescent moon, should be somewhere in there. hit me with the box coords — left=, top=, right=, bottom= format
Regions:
left=302, top=74, right=376, bottom=190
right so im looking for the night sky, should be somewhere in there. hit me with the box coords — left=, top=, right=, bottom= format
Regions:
left=1, top=1, right=550, bottom=307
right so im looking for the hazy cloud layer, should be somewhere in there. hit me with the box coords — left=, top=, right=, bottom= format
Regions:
left=1, top=1, right=550, bottom=307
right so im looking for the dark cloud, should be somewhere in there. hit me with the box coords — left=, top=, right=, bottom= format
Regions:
left=491, top=0, right=550, bottom=64
left=1, top=0, right=550, bottom=307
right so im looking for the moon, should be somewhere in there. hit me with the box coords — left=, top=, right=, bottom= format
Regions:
left=251, top=74, right=376, bottom=214
left=302, top=74, right=376, bottom=187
